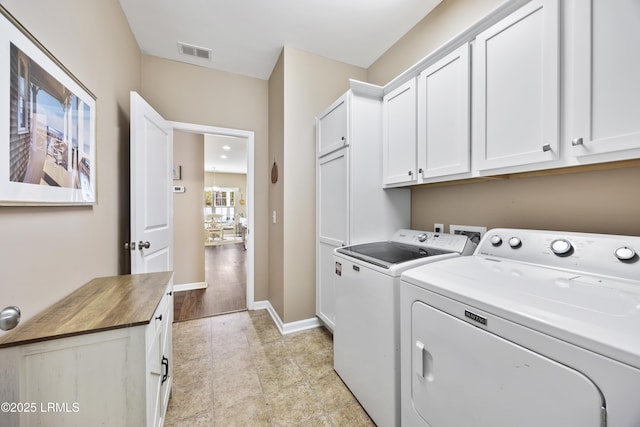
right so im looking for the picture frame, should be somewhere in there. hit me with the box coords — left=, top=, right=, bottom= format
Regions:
left=0, top=6, right=97, bottom=205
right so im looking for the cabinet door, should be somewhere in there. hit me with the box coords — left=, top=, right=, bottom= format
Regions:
left=383, top=79, right=418, bottom=186
left=418, top=43, right=470, bottom=179
left=570, top=0, right=640, bottom=157
left=317, top=93, right=348, bottom=157
left=316, top=147, right=349, bottom=330
left=473, top=0, right=559, bottom=172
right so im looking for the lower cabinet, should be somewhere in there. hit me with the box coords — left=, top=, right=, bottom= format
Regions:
left=0, top=282, right=173, bottom=427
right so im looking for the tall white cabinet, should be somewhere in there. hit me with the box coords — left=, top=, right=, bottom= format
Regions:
left=316, top=81, right=410, bottom=332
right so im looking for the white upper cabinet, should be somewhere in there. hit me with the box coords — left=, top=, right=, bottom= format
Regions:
left=317, top=94, right=348, bottom=157
left=473, top=0, right=560, bottom=173
left=383, top=78, right=418, bottom=186
left=569, top=0, right=640, bottom=159
left=417, top=43, right=471, bottom=181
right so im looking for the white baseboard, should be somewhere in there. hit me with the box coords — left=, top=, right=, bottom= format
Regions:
left=173, top=282, right=208, bottom=292
left=253, top=300, right=322, bottom=335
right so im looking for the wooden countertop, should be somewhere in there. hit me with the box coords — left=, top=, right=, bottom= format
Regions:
left=0, top=272, right=173, bottom=349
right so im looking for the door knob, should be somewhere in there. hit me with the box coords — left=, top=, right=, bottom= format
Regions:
left=0, top=306, right=21, bottom=331
left=138, top=241, right=151, bottom=250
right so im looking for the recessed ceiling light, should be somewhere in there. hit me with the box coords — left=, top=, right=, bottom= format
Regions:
left=222, top=145, right=231, bottom=150
left=220, top=155, right=227, bottom=159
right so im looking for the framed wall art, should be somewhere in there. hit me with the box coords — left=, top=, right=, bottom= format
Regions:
left=0, top=6, right=97, bottom=205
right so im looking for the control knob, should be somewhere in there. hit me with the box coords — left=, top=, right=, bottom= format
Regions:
left=417, top=233, right=428, bottom=242
left=614, top=246, right=636, bottom=262
left=490, top=235, right=502, bottom=246
left=508, top=237, right=522, bottom=249
left=550, top=239, right=573, bottom=256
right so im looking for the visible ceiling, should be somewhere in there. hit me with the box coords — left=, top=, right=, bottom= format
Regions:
left=204, top=134, right=247, bottom=175
left=118, top=0, right=442, bottom=80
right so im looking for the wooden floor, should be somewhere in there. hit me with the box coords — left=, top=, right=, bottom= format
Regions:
left=173, top=243, right=246, bottom=322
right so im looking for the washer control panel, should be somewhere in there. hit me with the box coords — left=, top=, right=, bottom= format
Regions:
left=478, top=228, right=640, bottom=281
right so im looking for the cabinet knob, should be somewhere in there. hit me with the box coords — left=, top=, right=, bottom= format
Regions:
left=138, top=241, right=151, bottom=250
left=571, top=137, right=584, bottom=146
left=155, top=314, right=163, bottom=321
left=408, top=171, right=413, bottom=176
left=418, top=168, right=423, bottom=174
left=0, top=306, right=21, bottom=331
left=542, top=144, right=552, bottom=152
left=167, top=291, right=173, bottom=296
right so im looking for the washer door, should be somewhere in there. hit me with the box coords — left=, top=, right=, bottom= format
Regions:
left=410, top=301, right=604, bottom=427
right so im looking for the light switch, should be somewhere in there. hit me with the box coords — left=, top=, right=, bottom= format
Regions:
left=272, top=210, right=277, bottom=224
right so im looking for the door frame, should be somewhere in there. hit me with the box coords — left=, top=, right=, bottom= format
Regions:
left=170, top=121, right=256, bottom=310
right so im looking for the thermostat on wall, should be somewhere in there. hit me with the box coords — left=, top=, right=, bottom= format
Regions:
left=173, top=186, right=185, bottom=193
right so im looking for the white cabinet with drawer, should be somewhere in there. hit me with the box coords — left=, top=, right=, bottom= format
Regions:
left=0, top=272, right=173, bottom=427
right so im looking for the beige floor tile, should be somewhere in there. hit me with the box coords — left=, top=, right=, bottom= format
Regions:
left=167, top=310, right=370, bottom=426
left=212, top=348, right=255, bottom=377
left=246, top=323, right=282, bottom=345
left=310, top=371, right=358, bottom=412
left=285, top=328, right=333, bottom=357
left=164, top=410, right=214, bottom=427
left=213, top=395, right=272, bottom=426
left=297, top=414, right=333, bottom=427
left=173, top=335, right=212, bottom=365
left=329, top=402, right=376, bottom=426
left=251, top=338, right=290, bottom=366
left=211, top=332, right=250, bottom=360
left=165, top=379, right=213, bottom=424
left=294, top=349, right=334, bottom=381
left=257, top=357, right=305, bottom=395
left=172, top=354, right=213, bottom=388
left=213, top=367, right=263, bottom=409
left=266, top=382, right=325, bottom=426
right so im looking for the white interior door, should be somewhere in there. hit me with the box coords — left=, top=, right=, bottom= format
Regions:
left=130, top=91, right=173, bottom=274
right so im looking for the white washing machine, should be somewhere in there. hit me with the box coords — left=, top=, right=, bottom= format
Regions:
left=334, top=229, right=476, bottom=427
left=400, top=228, right=640, bottom=427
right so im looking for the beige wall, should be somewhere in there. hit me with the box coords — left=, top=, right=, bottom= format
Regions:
left=140, top=55, right=270, bottom=301
left=372, top=0, right=640, bottom=237
left=276, top=47, right=367, bottom=323
left=268, top=51, right=285, bottom=319
left=412, top=166, right=640, bottom=236
left=368, top=0, right=503, bottom=86
left=0, top=0, right=141, bottom=333
left=173, top=131, right=205, bottom=285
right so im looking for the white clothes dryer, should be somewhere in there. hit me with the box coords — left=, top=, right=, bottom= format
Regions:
left=400, top=228, right=640, bottom=427
left=334, top=229, right=476, bottom=427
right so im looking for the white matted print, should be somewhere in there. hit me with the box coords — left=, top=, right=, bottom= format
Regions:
left=0, top=6, right=96, bottom=205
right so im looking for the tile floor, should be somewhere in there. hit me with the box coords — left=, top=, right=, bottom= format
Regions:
left=165, top=310, right=375, bottom=426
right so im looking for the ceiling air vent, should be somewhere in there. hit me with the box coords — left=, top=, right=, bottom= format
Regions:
left=177, top=42, right=212, bottom=60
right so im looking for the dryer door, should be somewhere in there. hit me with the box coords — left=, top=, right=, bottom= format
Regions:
left=410, top=301, right=604, bottom=427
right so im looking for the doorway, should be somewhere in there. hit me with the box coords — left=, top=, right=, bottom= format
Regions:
left=169, top=121, right=255, bottom=322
